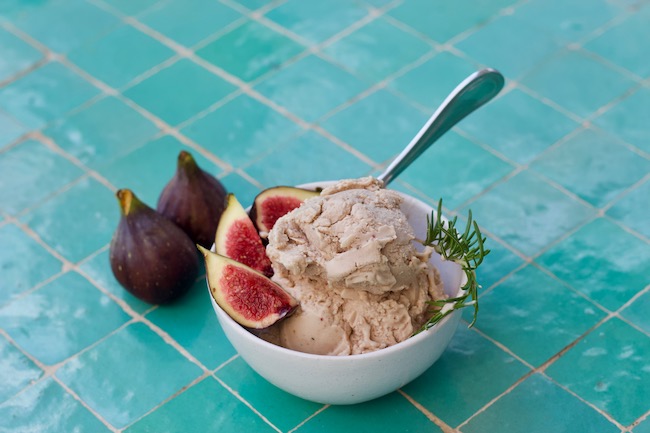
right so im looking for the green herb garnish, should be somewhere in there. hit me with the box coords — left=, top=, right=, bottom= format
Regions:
left=416, top=199, right=489, bottom=333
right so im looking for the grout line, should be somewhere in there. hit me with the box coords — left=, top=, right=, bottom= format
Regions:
left=53, top=376, right=120, bottom=432
left=398, top=390, right=458, bottom=433
left=1, top=1, right=649, bottom=431
left=286, top=404, right=330, bottom=433
left=120, top=372, right=213, bottom=431
left=212, top=375, right=283, bottom=433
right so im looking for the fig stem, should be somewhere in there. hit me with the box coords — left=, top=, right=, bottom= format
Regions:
left=177, top=151, right=201, bottom=177
left=117, top=189, right=145, bottom=216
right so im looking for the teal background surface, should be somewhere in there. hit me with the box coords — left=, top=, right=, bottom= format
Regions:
left=1, top=0, right=649, bottom=432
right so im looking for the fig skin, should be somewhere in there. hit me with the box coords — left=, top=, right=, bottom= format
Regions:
left=157, top=150, right=227, bottom=248
left=198, top=245, right=297, bottom=329
left=110, top=189, right=199, bottom=304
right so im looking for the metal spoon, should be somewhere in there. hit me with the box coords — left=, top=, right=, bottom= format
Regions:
left=377, top=68, right=505, bottom=186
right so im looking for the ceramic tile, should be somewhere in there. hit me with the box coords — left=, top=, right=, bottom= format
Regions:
left=476, top=266, right=606, bottom=366
left=97, top=134, right=223, bottom=206
left=219, top=172, right=261, bottom=209
left=0, top=111, right=26, bottom=149
left=124, top=59, right=237, bottom=126
left=521, top=49, right=636, bottom=118
left=401, top=326, right=530, bottom=427
left=0, top=27, right=42, bottom=82
left=585, top=6, right=650, bottom=78
left=124, top=376, right=277, bottom=433
left=514, top=0, right=624, bottom=42
left=546, top=318, right=650, bottom=426
left=636, top=417, right=650, bottom=433
left=78, top=249, right=152, bottom=315
left=322, top=17, right=432, bottom=83
left=254, top=55, right=368, bottom=121
left=399, top=130, right=514, bottom=210
left=20, top=177, right=119, bottom=263
left=0, top=271, right=130, bottom=365
left=138, top=0, right=242, bottom=47
left=68, top=25, right=174, bottom=88
left=537, top=218, right=650, bottom=311
left=0, top=334, right=43, bottom=403
left=388, top=51, right=480, bottom=111
left=459, top=88, right=580, bottom=164
left=461, top=374, right=620, bottom=433
left=264, top=0, right=368, bottom=44
left=621, top=290, right=650, bottom=335
left=44, top=96, right=159, bottom=169
left=606, top=179, right=650, bottom=239
left=1, top=0, right=647, bottom=430
left=103, top=0, right=159, bottom=16
left=197, top=20, right=304, bottom=82
left=244, top=131, right=372, bottom=187
left=461, top=170, right=594, bottom=257
left=10, top=0, right=120, bottom=53
left=0, top=378, right=111, bottom=433
left=215, top=357, right=323, bottom=431
left=387, top=0, right=517, bottom=43
left=0, top=61, right=100, bottom=129
left=531, top=128, right=650, bottom=207
left=321, top=89, right=428, bottom=164
left=456, top=14, right=565, bottom=80
left=593, top=86, right=650, bottom=154
left=0, top=223, right=62, bottom=305
left=145, top=280, right=237, bottom=370
left=56, top=322, right=203, bottom=429
left=0, top=139, right=85, bottom=215
left=233, top=0, right=273, bottom=10
left=473, top=236, right=525, bottom=291
left=182, top=94, right=302, bottom=168
left=299, top=392, right=443, bottom=432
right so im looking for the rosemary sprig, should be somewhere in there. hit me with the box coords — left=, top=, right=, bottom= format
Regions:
left=416, top=199, right=489, bottom=333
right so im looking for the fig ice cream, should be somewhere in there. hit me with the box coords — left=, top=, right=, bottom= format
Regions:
left=264, top=177, right=445, bottom=355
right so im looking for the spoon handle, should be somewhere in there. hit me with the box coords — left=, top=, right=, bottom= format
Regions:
left=377, top=68, right=505, bottom=186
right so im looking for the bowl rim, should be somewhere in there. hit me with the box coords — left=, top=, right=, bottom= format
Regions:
left=209, top=181, right=466, bottom=360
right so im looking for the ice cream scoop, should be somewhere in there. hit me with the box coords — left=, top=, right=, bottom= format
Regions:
left=378, top=68, right=504, bottom=186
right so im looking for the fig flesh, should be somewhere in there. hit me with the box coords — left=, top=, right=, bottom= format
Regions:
left=157, top=150, right=227, bottom=248
left=198, top=246, right=297, bottom=329
left=215, top=194, right=273, bottom=277
left=250, top=186, right=319, bottom=238
left=110, top=189, right=199, bottom=304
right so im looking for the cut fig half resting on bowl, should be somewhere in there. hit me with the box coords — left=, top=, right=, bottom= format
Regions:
left=198, top=246, right=298, bottom=329
left=215, top=193, right=273, bottom=277
left=249, top=186, right=319, bottom=239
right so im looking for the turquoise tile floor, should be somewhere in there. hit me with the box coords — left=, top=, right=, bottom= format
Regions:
left=1, top=0, right=649, bottom=432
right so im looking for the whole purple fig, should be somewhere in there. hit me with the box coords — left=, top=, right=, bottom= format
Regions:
left=157, top=151, right=228, bottom=248
left=110, top=189, right=199, bottom=304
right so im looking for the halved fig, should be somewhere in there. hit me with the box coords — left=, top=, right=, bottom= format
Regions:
left=198, top=246, right=297, bottom=329
left=215, top=194, right=273, bottom=277
left=250, top=186, right=319, bottom=238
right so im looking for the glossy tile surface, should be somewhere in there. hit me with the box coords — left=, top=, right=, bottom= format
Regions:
left=0, top=334, right=43, bottom=403
left=0, top=223, right=62, bottom=304
left=545, top=318, right=650, bottom=425
left=537, top=218, right=650, bottom=311
left=0, top=61, right=100, bottom=129
left=56, top=322, right=203, bottom=428
left=2, top=1, right=649, bottom=432
left=461, top=374, right=619, bottom=433
left=0, top=271, right=130, bottom=365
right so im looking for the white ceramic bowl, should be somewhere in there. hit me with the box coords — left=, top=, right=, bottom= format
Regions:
left=209, top=182, right=465, bottom=405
